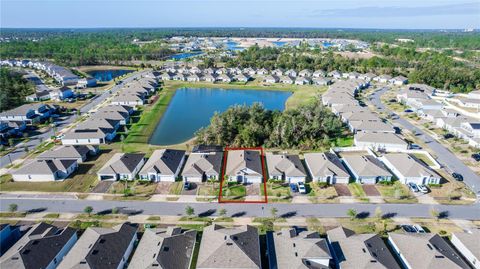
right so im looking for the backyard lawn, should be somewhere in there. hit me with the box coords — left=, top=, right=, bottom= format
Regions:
left=221, top=183, right=246, bottom=200
left=261, top=182, right=291, bottom=197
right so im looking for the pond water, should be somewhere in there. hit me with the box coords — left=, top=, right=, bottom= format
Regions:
left=86, top=69, right=133, bottom=81
left=149, top=88, right=292, bottom=145
left=170, top=51, right=203, bottom=60
left=273, top=41, right=288, bottom=47
left=225, top=41, right=244, bottom=51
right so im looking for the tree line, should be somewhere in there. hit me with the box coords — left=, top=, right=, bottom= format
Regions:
left=0, top=68, right=35, bottom=112
left=195, top=102, right=347, bottom=150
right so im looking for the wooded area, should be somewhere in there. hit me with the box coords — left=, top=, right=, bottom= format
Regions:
left=0, top=68, right=35, bottom=112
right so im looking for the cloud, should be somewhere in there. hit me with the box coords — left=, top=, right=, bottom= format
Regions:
left=311, top=2, right=480, bottom=18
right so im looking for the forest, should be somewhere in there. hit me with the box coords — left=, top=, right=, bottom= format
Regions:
left=0, top=68, right=35, bottom=112
left=195, top=102, right=347, bottom=149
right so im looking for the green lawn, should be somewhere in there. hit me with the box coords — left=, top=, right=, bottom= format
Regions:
left=261, top=182, right=291, bottom=197
left=169, top=182, right=184, bottom=195
left=348, top=183, right=367, bottom=198
left=124, top=87, right=176, bottom=144
left=376, top=181, right=418, bottom=203
left=411, top=153, right=435, bottom=167
left=221, top=184, right=246, bottom=200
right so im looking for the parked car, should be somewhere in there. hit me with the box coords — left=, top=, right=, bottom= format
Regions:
left=401, top=225, right=417, bottom=233
left=413, top=225, right=426, bottom=233
left=389, top=99, right=397, bottom=103
left=443, top=133, right=454, bottom=139
left=404, top=109, right=413, bottom=113
left=183, top=182, right=191, bottom=190
left=410, top=144, right=422, bottom=150
left=452, top=173, right=463, bottom=181
left=408, top=182, right=419, bottom=192
left=289, top=183, right=298, bottom=193
left=471, top=153, right=480, bottom=162
left=417, top=184, right=429, bottom=194
left=297, top=182, right=307, bottom=194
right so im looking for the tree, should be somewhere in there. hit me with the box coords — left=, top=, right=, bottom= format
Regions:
left=374, top=207, right=383, bottom=221
left=84, top=206, right=93, bottom=216
left=112, top=207, right=119, bottom=214
left=8, top=203, right=18, bottom=213
left=219, top=208, right=227, bottom=217
left=430, top=208, right=440, bottom=221
left=347, top=208, right=357, bottom=220
left=270, top=207, right=278, bottom=220
left=23, top=145, right=29, bottom=153
left=8, top=138, right=14, bottom=147
left=185, top=206, right=195, bottom=218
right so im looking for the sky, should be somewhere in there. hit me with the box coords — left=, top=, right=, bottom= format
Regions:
left=1, top=0, right=479, bottom=29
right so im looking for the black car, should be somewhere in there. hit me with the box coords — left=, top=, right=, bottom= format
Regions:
left=443, top=133, right=454, bottom=139
left=452, top=173, right=463, bottom=181
left=183, top=182, right=191, bottom=190
left=472, top=153, right=480, bottom=162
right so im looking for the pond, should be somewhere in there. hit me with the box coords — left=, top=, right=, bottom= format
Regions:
left=86, top=69, right=133, bottom=81
left=170, top=51, right=203, bottom=60
left=225, top=41, right=244, bottom=51
left=150, top=88, right=292, bottom=145
left=273, top=41, right=288, bottom=47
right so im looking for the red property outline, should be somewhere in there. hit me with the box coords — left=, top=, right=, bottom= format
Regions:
left=218, top=146, right=268, bottom=203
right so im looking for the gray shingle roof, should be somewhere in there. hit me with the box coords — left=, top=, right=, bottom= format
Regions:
left=196, top=225, right=261, bottom=269
left=58, top=223, right=138, bottom=269
left=129, top=227, right=196, bottom=269
left=139, top=149, right=186, bottom=176
left=0, top=222, right=77, bottom=269
left=304, top=152, right=350, bottom=178
left=181, top=152, right=223, bottom=178
left=97, top=153, right=145, bottom=175
left=13, top=159, right=76, bottom=175
left=225, top=150, right=263, bottom=177
left=266, top=153, right=306, bottom=178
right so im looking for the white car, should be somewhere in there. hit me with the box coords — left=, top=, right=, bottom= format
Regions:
left=417, top=184, right=429, bottom=194
left=297, top=182, right=307, bottom=194
left=413, top=225, right=426, bottom=233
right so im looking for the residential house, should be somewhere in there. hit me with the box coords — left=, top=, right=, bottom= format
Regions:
left=37, top=145, right=98, bottom=163
left=58, top=223, right=138, bottom=269
left=203, top=74, right=217, bottom=82
left=304, top=152, right=350, bottom=184
left=196, top=225, right=261, bottom=269
left=468, top=90, right=480, bottom=100
left=268, top=228, right=332, bottom=269
left=380, top=153, right=441, bottom=185
left=129, top=227, right=197, bottom=269
left=409, top=99, right=443, bottom=113
left=97, top=153, right=145, bottom=181
left=25, top=90, right=51, bottom=102
left=271, top=68, right=285, bottom=76
left=160, top=72, right=174, bottom=81
left=342, top=154, right=393, bottom=184
left=280, top=76, right=294, bottom=84
left=388, top=233, right=471, bottom=269
left=50, top=86, right=74, bottom=101
left=62, top=127, right=116, bottom=145
left=76, top=77, right=97, bottom=88
left=313, top=77, right=332, bottom=86
left=225, top=150, right=263, bottom=184
left=218, top=74, right=233, bottom=83
left=285, top=69, right=297, bottom=77
left=0, top=104, right=50, bottom=124
left=12, top=159, right=78, bottom=182
left=94, top=110, right=130, bottom=125
left=327, top=226, right=400, bottom=269
left=349, top=120, right=395, bottom=134
left=389, top=76, right=408, bottom=85
left=313, top=70, right=326, bottom=77
left=0, top=224, right=21, bottom=256
left=450, top=231, right=480, bottom=269
left=328, top=70, right=342, bottom=79
left=0, top=223, right=78, bottom=269
left=354, top=132, right=409, bottom=151
left=257, top=68, right=269, bottom=75
left=111, top=93, right=145, bottom=107
left=234, top=73, right=250, bottom=82
left=373, top=74, right=392, bottom=83
left=298, top=69, right=313, bottom=77
left=294, top=77, right=311, bottom=85
left=264, top=75, right=279, bottom=84
left=348, top=71, right=361, bottom=79
left=266, top=153, right=307, bottom=183
left=139, top=149, right=186, bottom=182
left=359, top=73, right=376, bottom=81
left=181, top=151, right=223, bottom=182
left=187, top=74, right=201, bottom=82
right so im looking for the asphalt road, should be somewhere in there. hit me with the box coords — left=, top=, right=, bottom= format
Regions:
left=369, top=87, right=480, bottom=195
left=1, top=198, right=479, bottom=220
left=0, top=70, right=148, bottom=168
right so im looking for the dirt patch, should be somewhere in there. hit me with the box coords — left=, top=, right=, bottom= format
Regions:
left=246, top=184, right=260, bottom=196
left=155, top=182, right=171, bottom=194
left=334, top=184, right=352, bottom=196
left=91, top=181, right=114, bottom=193
left=363, top=185, right=381, bottom=196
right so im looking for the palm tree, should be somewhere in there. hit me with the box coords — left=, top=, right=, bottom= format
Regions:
left=346, top=208, right=357, bottom=221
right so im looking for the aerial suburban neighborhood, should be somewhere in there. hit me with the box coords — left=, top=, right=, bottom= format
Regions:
left=0, top=0, right=479, bottom=268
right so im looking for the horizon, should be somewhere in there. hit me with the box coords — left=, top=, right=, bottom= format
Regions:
left=1, top=0, right=479, bottom=29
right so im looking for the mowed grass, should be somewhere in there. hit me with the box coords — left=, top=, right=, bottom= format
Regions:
left=124, top=87, right=176, bottom=144
left=285, top=85, right=327, bottom=109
